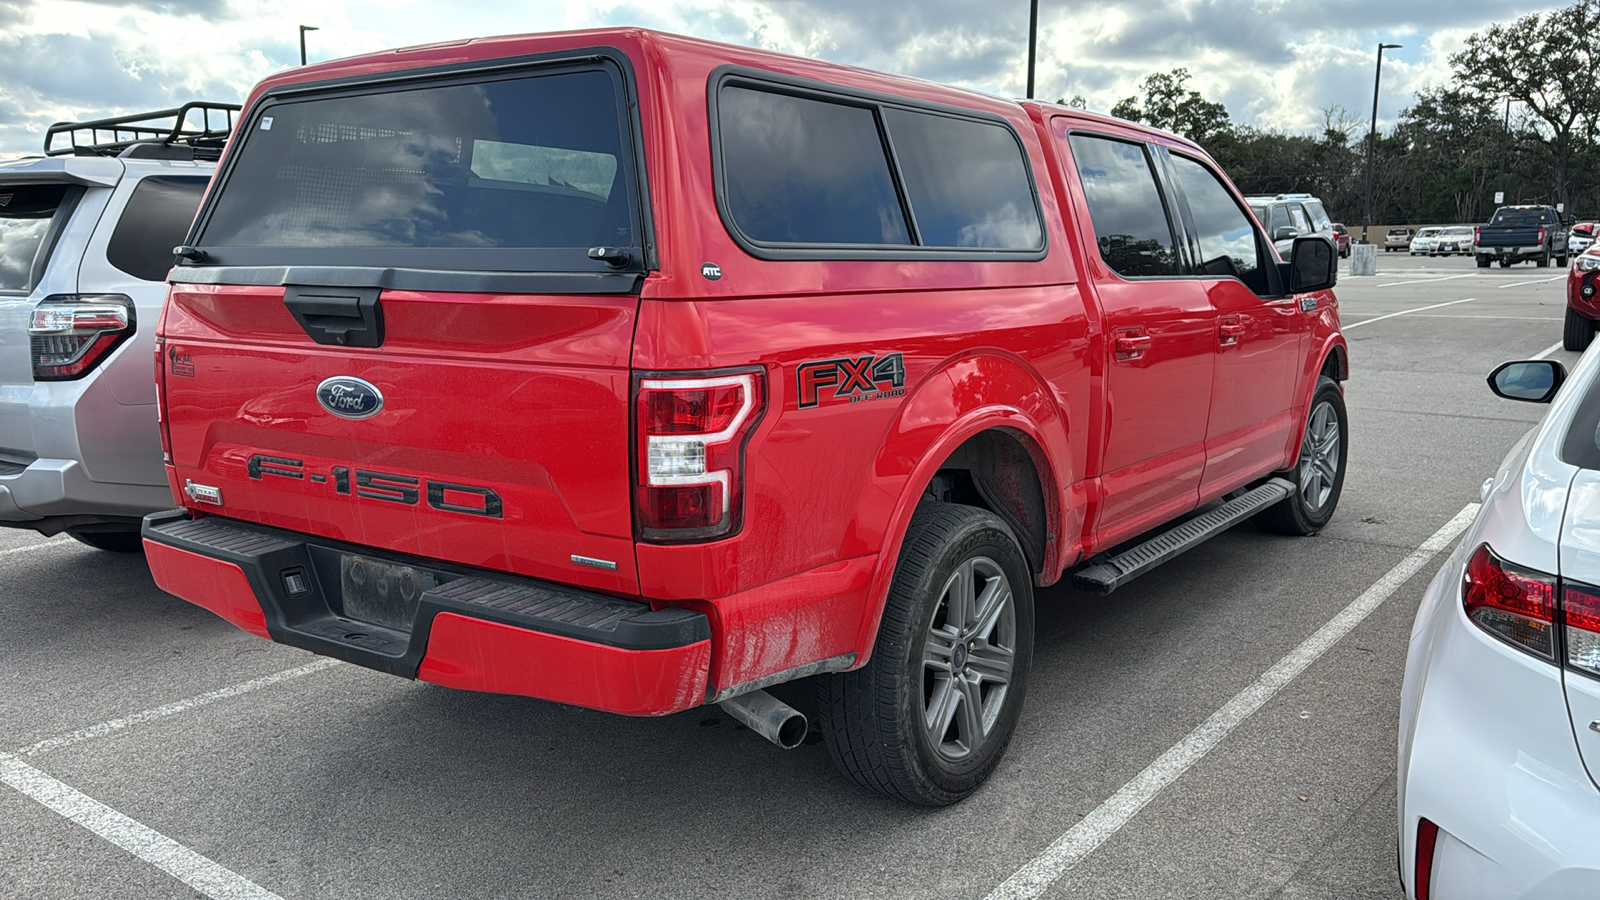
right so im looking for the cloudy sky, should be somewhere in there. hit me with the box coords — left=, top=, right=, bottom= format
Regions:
left=0, top=0, right=1570, bottom=158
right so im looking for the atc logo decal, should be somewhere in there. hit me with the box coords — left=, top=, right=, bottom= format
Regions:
left=796, top=352, right=906, bottom=409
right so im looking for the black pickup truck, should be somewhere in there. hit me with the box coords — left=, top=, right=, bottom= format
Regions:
left=1475, top=205, right=1569, bottom=268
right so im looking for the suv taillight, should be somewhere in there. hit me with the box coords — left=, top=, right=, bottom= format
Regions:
left=1462, top=543, right=1556, bottom=659
left=634, top=368, right=765, bottom=543
left=1462, top=543, right=1600, bottom=676
left=28, top=294, right=134, bottom=380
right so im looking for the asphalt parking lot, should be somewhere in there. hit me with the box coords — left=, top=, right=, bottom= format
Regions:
left=0, top=250, right=1576, bottom=900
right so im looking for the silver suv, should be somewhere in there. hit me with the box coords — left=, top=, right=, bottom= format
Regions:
left=0, top=104, right=235, bottom=551
left=1246, top=193, right=1338, bottom=259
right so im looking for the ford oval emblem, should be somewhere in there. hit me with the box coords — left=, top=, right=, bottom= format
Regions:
left=316, top=376, right=384, bottom=420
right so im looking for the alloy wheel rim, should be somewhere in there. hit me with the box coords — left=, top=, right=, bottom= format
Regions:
left=921, top=556, right=1016, bottom=762
left=1296, top=400, right=1341, bottom=511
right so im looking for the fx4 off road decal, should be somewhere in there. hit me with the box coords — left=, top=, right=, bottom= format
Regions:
left=797, top=352, right=906, bottom=409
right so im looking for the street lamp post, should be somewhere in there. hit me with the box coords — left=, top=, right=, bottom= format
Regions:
left=1362, top=42, right=1401, bottom=245
left=1497, top=95, right=1512, bottom=203
left=1025, top=0, right=1039, bottom=100
left=299, top=25, right=319, bottom=66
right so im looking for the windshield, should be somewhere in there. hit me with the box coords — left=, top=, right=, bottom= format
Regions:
left=1416, top=228, right=1441, bottom=238
left=1491, top=208, right=1554, bottom=226
left=195, top=64, right=641, bottom=273
left=0, top=184, right=71, bottom=293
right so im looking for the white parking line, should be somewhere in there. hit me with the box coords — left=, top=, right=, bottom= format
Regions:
left=1343, top=298, right=1474, bottom=330
left=0, top=537, right=72, bottom=557
left=1377, top=273, right=1477, bottom=287
left=1531, top=340, right=1565, bottom=360
left=1498, top=275, right=1566, bottom=289
left=983, top=503, right=1480, bottom=900
left=18, top=658, right=341, bottom=756
left=0, top=752, right=286, bottom=900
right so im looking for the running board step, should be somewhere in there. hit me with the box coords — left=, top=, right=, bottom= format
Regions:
left=1072, top=478, right=1295, bottom=596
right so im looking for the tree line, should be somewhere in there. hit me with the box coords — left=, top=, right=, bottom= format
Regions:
left=1093, top=1, right=1600, bottom=227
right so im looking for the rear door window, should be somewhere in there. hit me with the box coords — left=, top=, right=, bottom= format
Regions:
left=1289, top=205, right=1311, bottom=233
left=107, top=176, right=209, bottom=282
left=1066, top=134, right=1180, bottom=277
left=194, top=65, right=641, bottom=273
left=0, top=184, right=73, bottom=293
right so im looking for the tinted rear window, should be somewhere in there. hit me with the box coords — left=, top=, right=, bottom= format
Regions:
left=1302, top=199, right=1331, bottom=230
left=880, top=108, right=1042, bottom=249
left=720, top=86, right=910, bottom=246
left=0, top=184, right=71, bottom=293
left=1491, top=208, right=1554, bottom=226
left=107, top=176, right=208, bottom=281
left=1067, top=134, right=1180, bottom=278
left=195, top=66, right=640, bottom=271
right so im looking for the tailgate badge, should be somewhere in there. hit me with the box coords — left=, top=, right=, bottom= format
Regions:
left=183, top=480, right=224, bottom=506
left=316, top=376, right=384, bottom=420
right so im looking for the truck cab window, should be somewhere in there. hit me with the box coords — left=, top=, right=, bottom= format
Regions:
left=1067, top=134, right=1180, bottom=278
left=1168, top=154, right=1267, bottom=295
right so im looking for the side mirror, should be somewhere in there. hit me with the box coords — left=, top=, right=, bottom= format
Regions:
left=1488, top=359, right=1567, bottom=403
left=1288, top=236, right=1337, bottom=293
left=1274, top=225, right=1299, bottom=241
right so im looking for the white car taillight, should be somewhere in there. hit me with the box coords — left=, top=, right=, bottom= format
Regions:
left=1462, top=543, right=1556, bottom=660
left=1562, top=583, right=1600, bottom=677
left=28, top=294, right=134, bottom=380
left=634, top=368, right=765, bottom=543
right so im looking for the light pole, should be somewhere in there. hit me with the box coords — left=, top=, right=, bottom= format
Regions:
left=1025, top=0, right=1039, bottom=100
left=1497, top=95, right=1512, bottom=204
left=299, top=25, right=319, bottom=66
left=1362, top=42, right=1401, bottom=245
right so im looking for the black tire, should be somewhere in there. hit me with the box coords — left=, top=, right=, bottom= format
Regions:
left=1537, top=251, right=1551, bottom=268
left=1557, top=254, right=1569, bottom=267
left=1565, top=307, right=1597, bottom=352
left=1255, top=377, right=1347, bottom=536
left=1477, top=255, right=1491, bottom=268
left=66, top=529, right=145, bottom=553
left=817, top=503, right=1034, bottom=806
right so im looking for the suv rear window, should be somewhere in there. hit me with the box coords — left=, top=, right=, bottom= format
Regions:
left=194, top=65, right=640, bottom=273
left=107, top=176, right=209, bottom=282
left=0, top=184, right=73, bottom=293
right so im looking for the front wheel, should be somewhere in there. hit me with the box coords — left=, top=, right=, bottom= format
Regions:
left=817, top=503, right=1034, bottom=806
left=1557, top=254, right=1570, bottom=267
left=1566, top=308, right=1596, bottom=351
left=1255, top=378, right=1347, bottom=536
left=1537, top=251, right=1551, bottom=268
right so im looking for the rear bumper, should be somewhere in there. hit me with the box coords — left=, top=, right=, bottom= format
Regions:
left=0, top=457, right=173, bottom=531
left=142, top=510, right=713, bottom=716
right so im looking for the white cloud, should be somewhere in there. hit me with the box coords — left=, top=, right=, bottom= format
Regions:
left=0, top=0, right=1572, bottom=158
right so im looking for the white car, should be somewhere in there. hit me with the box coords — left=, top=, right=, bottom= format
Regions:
left=1398, top=353, right=1600, bottom=899
left=1430, top=226, right=1475, bottom=256
left=1409, top=227, right=1442, bottom=255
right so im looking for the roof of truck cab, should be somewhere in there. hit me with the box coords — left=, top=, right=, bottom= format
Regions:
left=244, top=28, right=1027, bottom=119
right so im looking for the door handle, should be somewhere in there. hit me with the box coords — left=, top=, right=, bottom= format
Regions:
left=1113, top=329, right=1152, bottom=361
left=1218, top=315, right=1244, bottom=345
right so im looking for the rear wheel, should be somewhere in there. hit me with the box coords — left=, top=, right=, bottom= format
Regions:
left=817, top=503, right=1033, bottom=806
left=1565, top=308, right=1597, bottom=352
left=1477, top=255, right=1491, bottom=268
left=66, top=529, right=145, bottom=553
left=1255, top=377, right=1347, bottom=536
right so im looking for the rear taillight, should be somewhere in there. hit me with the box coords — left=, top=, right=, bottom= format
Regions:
left=1462, top=543, right=1556, bottom=659
left=1561, top=582, right=1600, bottom=677
left=1537, top=226, right=1547, bottom=244
left=634, top=368, right=765, bottom=543
left=28, top=294, right=134, bottom=380
left=153, top=337, right=172, bottom=464
left=1414, top=817, right=1439, bottom=900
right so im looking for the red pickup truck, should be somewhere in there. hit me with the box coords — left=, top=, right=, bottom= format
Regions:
left=142, top=28, right=1347, bottom=805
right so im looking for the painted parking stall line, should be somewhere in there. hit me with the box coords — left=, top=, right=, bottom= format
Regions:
left=982, top=503, right=1481, bottom=900
left=1497, top=275, right=1566, bottom=289
left=0, top=752, right=286, bottom=900
left=1531, top=340, right=1565, bottom=361
left=1344, top=298, right=1474, bottom=330
left=0, top=537, right=72, bottom=557
left=1377, top=273, right=1478, bottom=287
left=19, top=658, right=341, bottom=757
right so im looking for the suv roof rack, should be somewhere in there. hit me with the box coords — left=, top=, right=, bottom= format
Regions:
left=44, top=102, right=242, bottom=161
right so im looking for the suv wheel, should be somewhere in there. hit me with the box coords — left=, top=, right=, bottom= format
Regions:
left=66, top=529, right=145, bottom=553
left=1256, top=377, right=1347, bottom=536
left=817, top=503, right=1033, bottom=806
left=1566, top=308, right=1597, bottom=352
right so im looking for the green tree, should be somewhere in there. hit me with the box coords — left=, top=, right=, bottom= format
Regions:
left=1110, top=68, right=1232, bottom=145
left=1449, top=0, right=1600, bottom=212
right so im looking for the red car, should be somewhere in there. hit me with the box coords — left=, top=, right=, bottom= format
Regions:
left=142, top=28, right=1347, bottom=805
left=1332, top=223, right=1351, bottom=257
left=1566, top=246, right=1600, bottom=350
